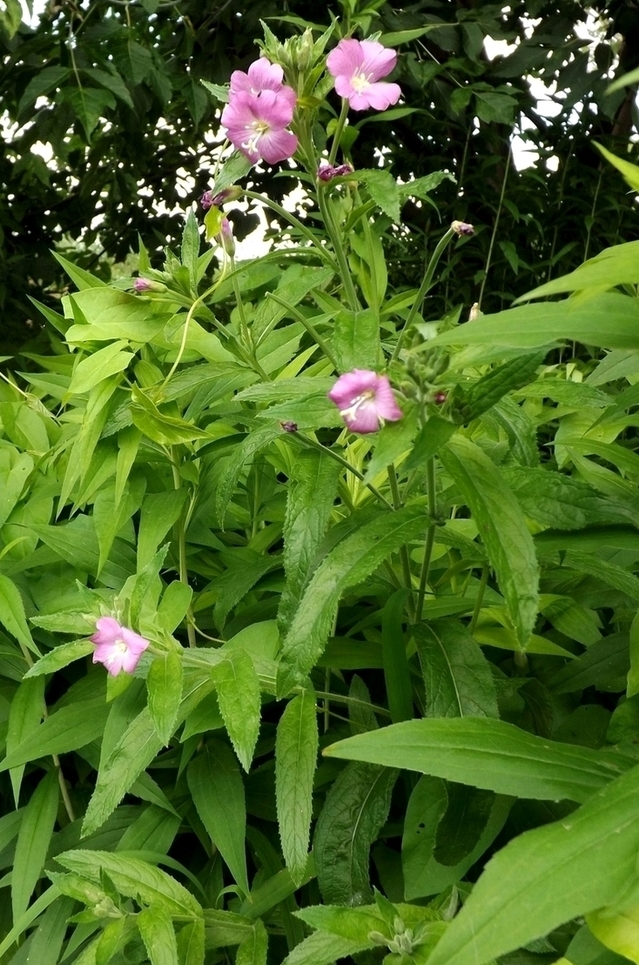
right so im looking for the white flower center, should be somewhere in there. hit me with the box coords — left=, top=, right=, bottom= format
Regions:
left=105, top=639, right=128, bottom=665
left=340, top=389, right=376, bottom=421
left=242, top=119, right=270, bottom=154
left=351, top=71, right=372, bottom=93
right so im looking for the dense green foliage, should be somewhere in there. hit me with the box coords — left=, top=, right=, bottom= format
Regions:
left=2, top=0, right=639, bottom=348
left=2, top=3, right=639, bottom=965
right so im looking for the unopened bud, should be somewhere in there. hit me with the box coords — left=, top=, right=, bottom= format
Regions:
left=134, top=278, right=167, bottom=293
left=451, top=220, right=474, bottom=237
left=280, top=420, right=298, bottom=433
left=469, top=302, right=482, bottom=321
left=318, top=161, right=354, bottom=182
left=218, top=217, right=235, bottom=257
left=200, top=190, right=215, bottom=211
left=210, top=185, right=243, bottom=207
left=368, top=931, right=391, bottom=947
left=433, top=391, right=447, bottom=405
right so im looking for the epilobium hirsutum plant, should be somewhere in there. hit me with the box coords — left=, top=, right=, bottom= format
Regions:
left=3, top=8, right=639, bottom=965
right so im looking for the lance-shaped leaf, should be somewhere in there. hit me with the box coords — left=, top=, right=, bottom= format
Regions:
left=415, top=620, right=499, bottom=719
left=12, top=769, right=59, bottom=923
left=426, top=762, right=639, bottom=965
left=313, top=761, right=398, bottom=905
left=276, top=688, right=319, bottom=885
left=147, top=649, right=183, bottom=746
left=187, top=740, right=249, bottom=896
left=323, top=717, right=633, bottom=804
left=212, top=648, right=260, bottom=772
left=277, top=503, right=428, bottom=696
left=440, top=435, right=538, bottom=645
left=138, top=904, right=179, bottom=965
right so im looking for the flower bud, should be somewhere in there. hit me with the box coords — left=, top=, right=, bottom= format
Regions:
left=218, top=217, right=236, bottom=257
left=280, top=421, right=298, bottom=433
left=210, top=185, right=244, bottom=207
left=133, top=278, right=167, bottom=294
left=469, top=302, right=482, bottom=321
left=433, top=391, right=447, bottom=405
left=200, top=190, right=215, bottom=211
left=451, top=220, right=474, bottom=237
left=317, top=161, right=354, bottom=182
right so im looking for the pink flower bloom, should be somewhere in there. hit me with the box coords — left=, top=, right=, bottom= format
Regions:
left=91, top=617, right=149, bottom=676
left=221, top=90, right=298, bottom=165
left=328, top=369, right=402, bottom=434
left=327, top=39, right=401, bottom=112
left=230, top=58, right=296, bottom=112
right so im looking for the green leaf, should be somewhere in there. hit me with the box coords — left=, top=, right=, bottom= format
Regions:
left=364, top=411, right=418, bottom=483
left=212, top=649, right=260, bottom=772
left=462, top=352, right=545, bottom=421
left=426, top=763, right=639, bottom=965
left=137, top=490, right=187, bottom=572
left=313, top=761, right=398, bottom=905
left=404, top=415, right=457, bottom=472
left=415, top=620, right=499, bottom=719
left=594, top=143, right=639, bottom=193
left=211, top=151, right=252, bottom=198
left=275, top=688, right=318, bottom=885
left=236, top=920, right=268, bottom=965
left=281, top=929, right=368, bottom=965
left=82, top=707, right=163, bottom=837
left=430, top=294, right=639, bottom=352
left=381, top=590, right=413, bottom=724
left=518, top=241, right=639, bottom=302
left=332, top=309, right=381, bottom=373
left=433, top=783, right=495, bottom=865
left=278, top=450, right=340, bottom=634
left=402, top=776, right=512, bottom=900
left=65, top=288, right=169, bottom=344
left=12, top=769, right=59, bottom=923
left=68, top=341, right=134, bottom=394
left=57, top=850, right=202, bottom=917
left=254, top=268, right=334, bottom=340
left=323, top=718, right=633, bottom=804
left=22, top=896, right=75, bottom=965
left=138, top=904, right=178, bottom=965
left=147, top=650, right=183, bottom=745
left=181, top=210, right=201, bottom=289
left=352, top=169, right=400, bottom=222
left=187, top=740, right=249, bottom=895
left=131, top=386, right=210, bottom=445
left=440, top=435, right=538, bottom=646
left=548, top=632, right=629, bottom=695
left=1, top=697, right=110, bottom=772
left=176, top=919, right=205, bottom=965
left=0, top=573, right=39, bottom=654
left=157, top=581, right=193, bottom=634
left=17, top=66, right=72, bottom=116
left=216, top=426, right=281, bottom=526
left=0, top=450, right=33, bottom=529
left=200, top=78, right=229, bottom=103
left=277, top=503, right=429, bottom=696
left=24, top=639, right=94, bottom=678
left=58, top=86, right=116, bottom=141
left=6, top=675, right=43, bottom=803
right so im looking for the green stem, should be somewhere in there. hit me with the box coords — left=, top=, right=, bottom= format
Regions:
left=313, top=690, right=391, bottom=719
left=170, top=448, right=196, bottom=648
left=328, top=98, right=350, bottom=166
left=469, top=563, right=489, bottom=632
left=415, top=457, right=437, bottom=623
left=229, top=256, right=269, bottom=381
left=266, top=292, right=338, bottom=368
left=291, top=432, right=393, bottom=509
left=391, top=228, right=455, bottom=363
left=478, top=143, right=511, bottom=309
left=387, top=465, right=415, bottom=618
left=317, top=190, right=361, bottom=312
left=243, top=189, right=339, bottom=273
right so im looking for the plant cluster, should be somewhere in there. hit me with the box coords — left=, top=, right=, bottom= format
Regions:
left=2, top=13, right=639, bottom=965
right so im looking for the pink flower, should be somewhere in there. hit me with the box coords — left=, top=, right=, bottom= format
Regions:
left=221, top=90, right=298, bottom=165
left=327, top=39, right=401, bottom=112
left=317, top=161, right=354, bottom=182
left=328, top=369, right=403, bottom=433
left=91, top=617, right=149, bottom=676
left=230, top=58, right=296, bottom=111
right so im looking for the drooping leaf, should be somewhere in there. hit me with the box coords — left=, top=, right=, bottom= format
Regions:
left=277, top=503, right=429, bottom=696
left=187, top=740, right=249, bottom=896
left=440, top=435, right=538, bottom=645
left=275, top=687, right=319, bottom=885
left=313, top=761, right=398, bottom=905
left=12, top=769, right=59, bottom=923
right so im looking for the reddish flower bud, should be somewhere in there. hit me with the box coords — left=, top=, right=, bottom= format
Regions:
left=280, top=420, right=298, bottom=433
left=451, top=220, right=474, bottom=237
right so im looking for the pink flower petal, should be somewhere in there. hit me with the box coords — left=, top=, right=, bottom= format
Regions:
left=121, top=626, right=150, bottom=656
left=344, top=399, right=382, bottom=434
left=358, top=40, right=397, bottom=81
left=91, top=616, right=122, bottom=645
left=259, top=128, right=298, bottom=164
left=230, top=58, right=285, bottom=96
left=327, top=39, right=365, bottom=79
left=361, top=81, right=402, bottom=112
left=328, top=369, right=379, bottom=408
left=371, top=375, right=403, bottom=422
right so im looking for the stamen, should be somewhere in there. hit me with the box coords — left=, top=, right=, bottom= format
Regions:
left=351, top=71, right=371, bottom=93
